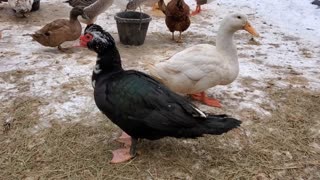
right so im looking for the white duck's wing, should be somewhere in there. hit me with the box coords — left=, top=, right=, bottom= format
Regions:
left=151, top=45, right=213, bottom=81
left=166, top=44, right=221, bottom=80
left=150, top=44, right=223, bottom=93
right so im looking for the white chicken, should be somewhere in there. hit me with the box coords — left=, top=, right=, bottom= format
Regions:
left=8, top=0, right=34, bottom=17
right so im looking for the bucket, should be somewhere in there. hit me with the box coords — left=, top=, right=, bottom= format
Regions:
left=114, top=11, right=152, bottom=46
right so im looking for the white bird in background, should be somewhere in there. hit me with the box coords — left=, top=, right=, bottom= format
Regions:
left=114, top=0, right=171, bottom=11
left=191, top=0, right=214, bottom=15
left=126, top=0, right=158, bottom=10
left=8, top=0, right=34, bottom=17
left=64, top=0, right=114, bottom=24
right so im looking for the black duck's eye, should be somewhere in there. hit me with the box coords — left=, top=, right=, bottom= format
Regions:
left=84, top=34, right=93, bottom=40
left=44, top=32, right=50, bottom=36
left=237, top=16, right=241, bottom=19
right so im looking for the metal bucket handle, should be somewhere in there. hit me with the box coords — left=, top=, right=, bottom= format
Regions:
left=124, top=0, right=144, bottom=31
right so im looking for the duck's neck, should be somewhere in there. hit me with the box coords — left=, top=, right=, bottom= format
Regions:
left=216, top=26, right=238, bottom=61
left=94, top=47, right=123, bottom=76
left=87, top=0, right=114, bottom=18
left=215, top=25, right=240, bottom=84
left=70, top=13, right=80, bottom=23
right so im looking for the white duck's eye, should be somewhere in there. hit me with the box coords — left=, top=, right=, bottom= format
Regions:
left=237, top=16, right=241, bottom=19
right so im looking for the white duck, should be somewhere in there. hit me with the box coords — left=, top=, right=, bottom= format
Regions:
left=149, top=13, right=259, bottom=107
left=65, top=0, right=114, bottom=24
left=8, top=0, right=33, bottom=17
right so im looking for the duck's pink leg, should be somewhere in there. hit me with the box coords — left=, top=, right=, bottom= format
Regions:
left=116, top=131, right=132, bottom=147
left=111, top=138, right=137, bottom=164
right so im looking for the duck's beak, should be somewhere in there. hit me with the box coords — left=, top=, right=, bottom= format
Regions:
left=243, top=22, right=259, bottom=37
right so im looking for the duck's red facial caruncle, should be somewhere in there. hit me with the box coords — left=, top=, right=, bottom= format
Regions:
left=80, top=33, right=94, bottom=47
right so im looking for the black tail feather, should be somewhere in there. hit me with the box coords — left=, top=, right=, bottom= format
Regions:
left=176, top=114, right=241, bottom=138
left=201, top=114, right=242, bottom=135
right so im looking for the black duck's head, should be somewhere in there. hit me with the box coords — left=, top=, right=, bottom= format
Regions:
left=80, top=24, right=116, bottom=54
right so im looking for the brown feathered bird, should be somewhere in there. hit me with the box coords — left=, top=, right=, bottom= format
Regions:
left=159, top=0, right=190, bottom=43
left=27, top=7, right=85, bottom=51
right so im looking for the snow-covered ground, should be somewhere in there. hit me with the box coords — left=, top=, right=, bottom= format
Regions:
left=218, top=0, right=320, bottom=43
left=0, top=0, right=319, bottom=131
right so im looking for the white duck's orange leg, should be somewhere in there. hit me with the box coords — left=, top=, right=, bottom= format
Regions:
left=190, top=92, right=222, bottom=108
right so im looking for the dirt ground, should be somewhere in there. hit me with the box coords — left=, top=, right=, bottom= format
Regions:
left=1, top=1, right=320, bottom=179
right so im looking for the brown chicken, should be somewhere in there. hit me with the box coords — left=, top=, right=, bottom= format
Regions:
left=159, top=0, right=190, bottom=43
left=28, top=7, right=85, bottom=51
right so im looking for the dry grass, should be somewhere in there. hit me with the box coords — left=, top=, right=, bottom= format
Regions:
left=1, top=88, right=320, bottom=179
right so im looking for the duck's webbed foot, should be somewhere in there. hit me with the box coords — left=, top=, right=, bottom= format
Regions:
left=111, top=137, right=138, bottom=164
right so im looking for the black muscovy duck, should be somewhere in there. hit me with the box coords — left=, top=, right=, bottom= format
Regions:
left=80, top=24, right=242, bottom=163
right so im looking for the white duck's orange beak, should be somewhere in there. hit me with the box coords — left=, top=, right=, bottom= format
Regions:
left=243, top=22, right=259, bottom=37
